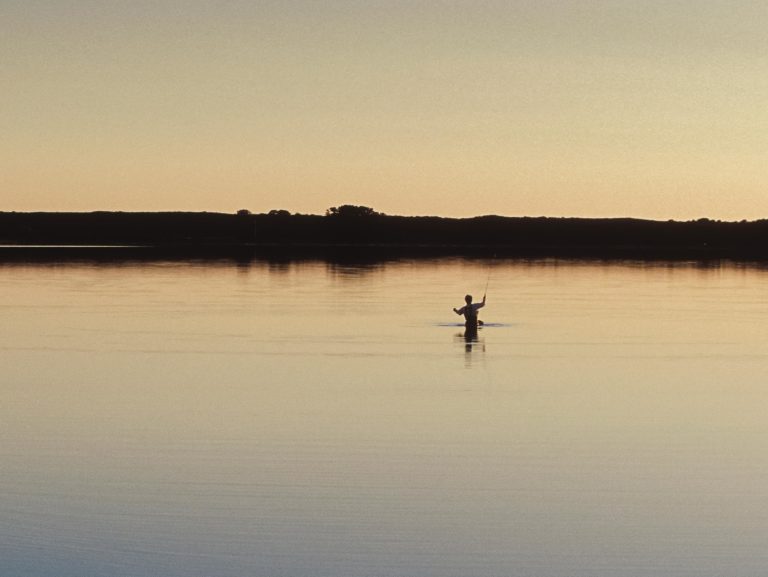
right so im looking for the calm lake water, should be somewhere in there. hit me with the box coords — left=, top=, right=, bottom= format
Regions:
left=2, top=257, right=768, bottom=577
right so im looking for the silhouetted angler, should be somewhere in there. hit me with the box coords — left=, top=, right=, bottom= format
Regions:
left=453, top=294, right=486, bottom=330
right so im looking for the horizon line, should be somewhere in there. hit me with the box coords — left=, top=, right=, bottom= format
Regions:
left=1, top=209, right=763, bottom=224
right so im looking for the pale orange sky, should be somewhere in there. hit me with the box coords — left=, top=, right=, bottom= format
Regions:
left=3, top=1, right=767, bottom=219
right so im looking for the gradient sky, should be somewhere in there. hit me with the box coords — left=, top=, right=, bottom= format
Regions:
left=3, top=1, right=767, bottom=219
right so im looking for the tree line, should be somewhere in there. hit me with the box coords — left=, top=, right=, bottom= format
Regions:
left=2, top=206, right=768, bottom=259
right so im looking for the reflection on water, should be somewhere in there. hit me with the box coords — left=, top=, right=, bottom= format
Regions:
left=2, top=258, right=768, bottom=577
left=456, top=327, right=486, bottom=367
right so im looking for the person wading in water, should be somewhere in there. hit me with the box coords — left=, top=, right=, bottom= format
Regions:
left=453, top=294, right=486, bottom=332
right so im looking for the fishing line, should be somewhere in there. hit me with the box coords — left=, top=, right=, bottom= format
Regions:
left=483, top=253, right=496, bottom=297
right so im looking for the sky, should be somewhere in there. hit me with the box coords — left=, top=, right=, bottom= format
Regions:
left=2, top=0, right=768, bottom=219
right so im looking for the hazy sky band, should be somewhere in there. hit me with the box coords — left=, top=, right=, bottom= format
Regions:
left=3, top=1, right=768, bottom=218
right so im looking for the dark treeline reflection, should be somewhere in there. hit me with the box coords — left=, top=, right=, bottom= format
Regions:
left=4, top=209, right=768, bottom=260
left=6, top=247, right=768, bottom=276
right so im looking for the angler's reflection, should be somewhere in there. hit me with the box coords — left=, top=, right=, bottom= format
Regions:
left=455, top=328, right=485, bottom=366
left=464, top=324, right=478, bottom=344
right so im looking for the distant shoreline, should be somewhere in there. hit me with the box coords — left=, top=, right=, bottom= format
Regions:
left=2, top=210, right=768, bottom=261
